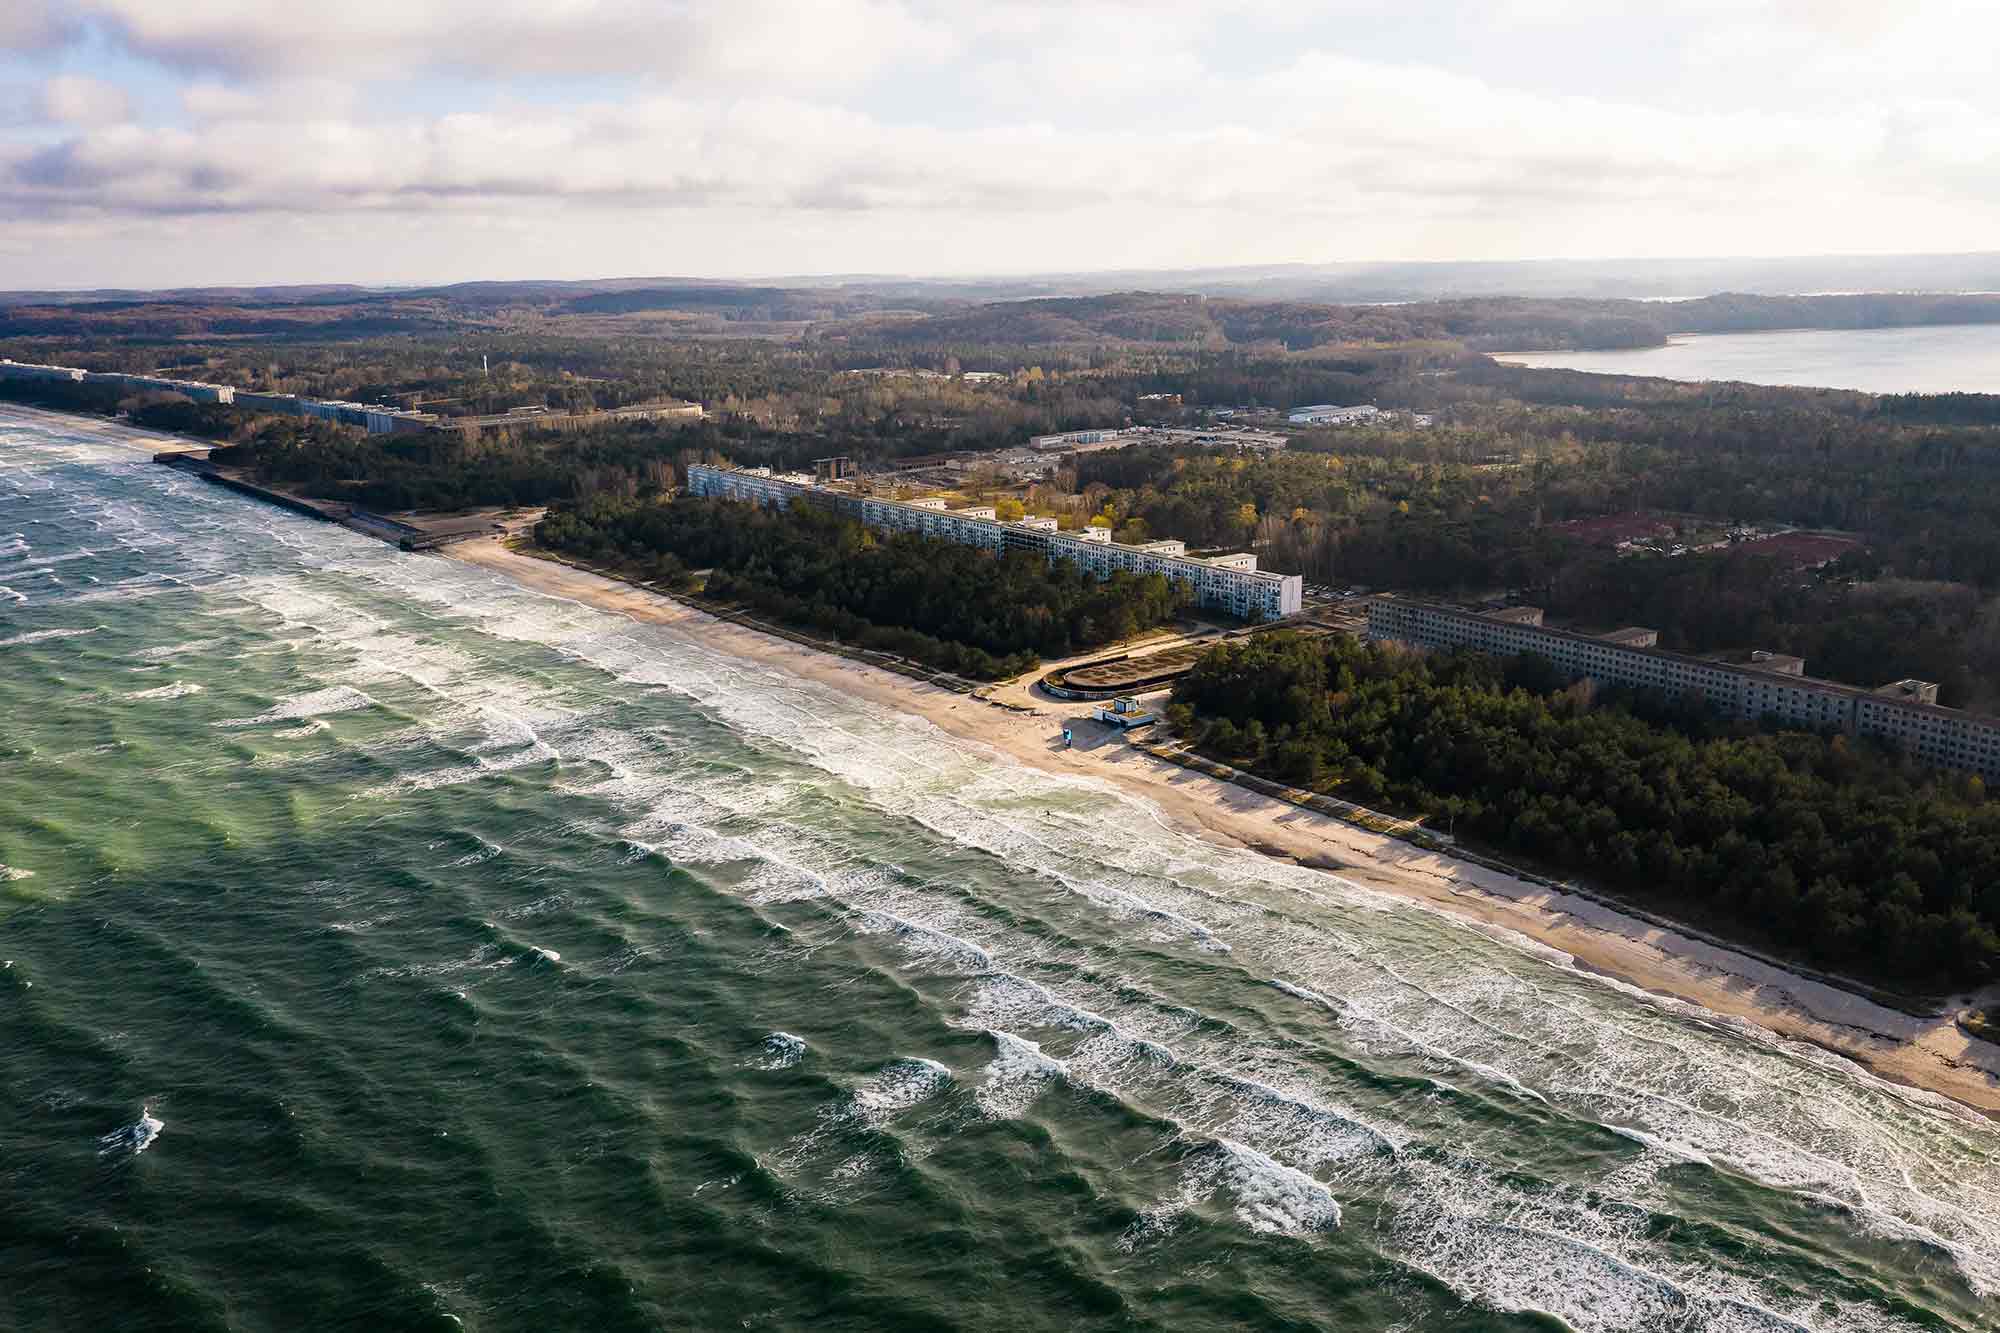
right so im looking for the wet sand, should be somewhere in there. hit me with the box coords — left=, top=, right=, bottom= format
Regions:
left=447, top=536, right=2000, bottom=1117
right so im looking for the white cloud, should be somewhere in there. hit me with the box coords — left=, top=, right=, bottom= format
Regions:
left=181, top=78, right=359, bottom=123
left=79, top=0, right=952, bottom=86
left=4, top=0, right=2000, bottom=280
left=0, top=69, right=1944, bottom=229
left=0, top=2, right=73, bottom=53
left=39, top=74, right=132, bottom=127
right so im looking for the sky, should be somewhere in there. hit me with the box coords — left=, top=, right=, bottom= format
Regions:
left=1, top=0, right=1997, bottom=289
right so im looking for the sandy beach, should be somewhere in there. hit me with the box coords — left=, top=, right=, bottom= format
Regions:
left=447, top=536, right=2000, bottom=1117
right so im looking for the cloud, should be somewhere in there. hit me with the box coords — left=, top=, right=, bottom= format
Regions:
left=0, top=66, right=1940, bottom=230
left=40, top=74, right=132, bottom=127
left=4, top=0, right=2000, bottom=280
left=0, top=2, right=74, bottom=53
left=74, top=0, right=951, bottom=86
left=181, top=78, right=359, bottom=123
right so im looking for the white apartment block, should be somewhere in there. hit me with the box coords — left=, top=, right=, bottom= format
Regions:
left=0, top=359, right=451, bottom=432
left=687, top=464, right=1303, bottom=620
left=1366, top=598, right=2000, bottom=779
left=74, top=370, right=236, bottom=404
left=0, top=359, right=87, bottom=382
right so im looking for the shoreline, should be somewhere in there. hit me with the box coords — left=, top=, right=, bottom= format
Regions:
left=444, top=535, right=2000, bottom=1119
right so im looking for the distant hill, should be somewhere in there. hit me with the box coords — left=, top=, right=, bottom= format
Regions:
left=5, top=276, right=1999, bottom=352
left=11, top=251, right=2000, bottom=312
left=829, top=291, right=2000, bottom=353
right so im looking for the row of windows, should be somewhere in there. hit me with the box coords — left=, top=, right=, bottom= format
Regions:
left=695, top=468, right=1296, bottom=616
left=1372, top=604, right=2000, bottom=777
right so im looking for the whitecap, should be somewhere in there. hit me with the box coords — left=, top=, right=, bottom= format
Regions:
left=215, top=685, right=376, bottom=728
left=1270, top=977, right=1339, bottom=1009
left=1129, top=1138, right=1342, bottom=1246
left=0, top=625, right=98, bottom=647
left=854, top=909, right=993, bottom=972
left=852, top=1057, right=952, bottom=1121
left=98, top=1108, right=164, bottom=1158
left=977, top=1030, right=1067, bottom=1118
left=448, top=838, right=504, bottom=868
left=123, top=680, right=204, bottom=701
left=1606, top=1123, right=1716, bottom=1168
left=756, top=1031, right=807, bottom=1070
left=134, top=637, right=222, bottom=661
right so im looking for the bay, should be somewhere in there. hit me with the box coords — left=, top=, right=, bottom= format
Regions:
left=1498, top=323, right=2000, bottom=395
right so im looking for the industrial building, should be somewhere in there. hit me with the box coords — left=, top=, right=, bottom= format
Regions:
left=688, top=463, right=1303, bottom=620
left=1025, top=424, right=1288, bottom=456
left=1365, top=598, right=2000, bottom=779
left=1029, top=428, right=1142, bottom=452
left=1288, top=404, right=1380, bottom=426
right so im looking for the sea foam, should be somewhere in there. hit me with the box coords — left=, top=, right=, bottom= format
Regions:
left=0, top=625, right=99, bottom=647
left=977, top=1030, right=1067, bottom=1118
left=98, top=1109, right=164, bottom=1158
left=123, top=681, right=204, bottom=701
left=852, top=1057, right=953, bottom=1122
left=216, top=685, right=377, bottom=728
left=756, top=1032, right=807, bottom=1070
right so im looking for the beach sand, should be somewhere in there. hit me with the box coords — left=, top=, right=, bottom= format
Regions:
left=447, top=536, right=2000, bottom=1117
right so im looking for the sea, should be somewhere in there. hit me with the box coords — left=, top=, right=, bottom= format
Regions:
left=3, top=404, right=1998, bottom=1332
left=1497, top=323, right=2000, bottom=395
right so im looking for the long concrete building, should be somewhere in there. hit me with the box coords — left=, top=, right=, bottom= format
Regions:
left=234, top=392, right=436, bottom=434
left=1366, top=597, right=2000, bottom=779
left=3, top=356, right=706, bottom=438
left=688, top=463, right=1303, bottom=620
left=0, top=358, right=86, bottom=383
left=2, top=359, right=239, bottom=403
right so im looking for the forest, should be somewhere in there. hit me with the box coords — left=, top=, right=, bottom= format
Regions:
left=1171, top=632, right=2000, bottom=991
left=1074, top=386, right=2000, bottom=710
left=535, top=495, right=1191, bottom=680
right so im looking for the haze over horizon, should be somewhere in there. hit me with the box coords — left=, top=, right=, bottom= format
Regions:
left=4, top=1, right=1997, bottom=289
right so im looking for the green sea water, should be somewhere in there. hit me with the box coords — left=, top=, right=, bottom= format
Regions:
left=2, top=404, right=1998, bottom=1332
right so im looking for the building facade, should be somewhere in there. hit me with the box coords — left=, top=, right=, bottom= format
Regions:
left=1287, top=404, right=1379, bottom=426
left=688, top=463, right=1302, bottom=620
left=76, top=370, right=236, bottom=404
left=1366, top=597, right=2000, bottom=778
left=0, top=359, right=87, bottom=383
